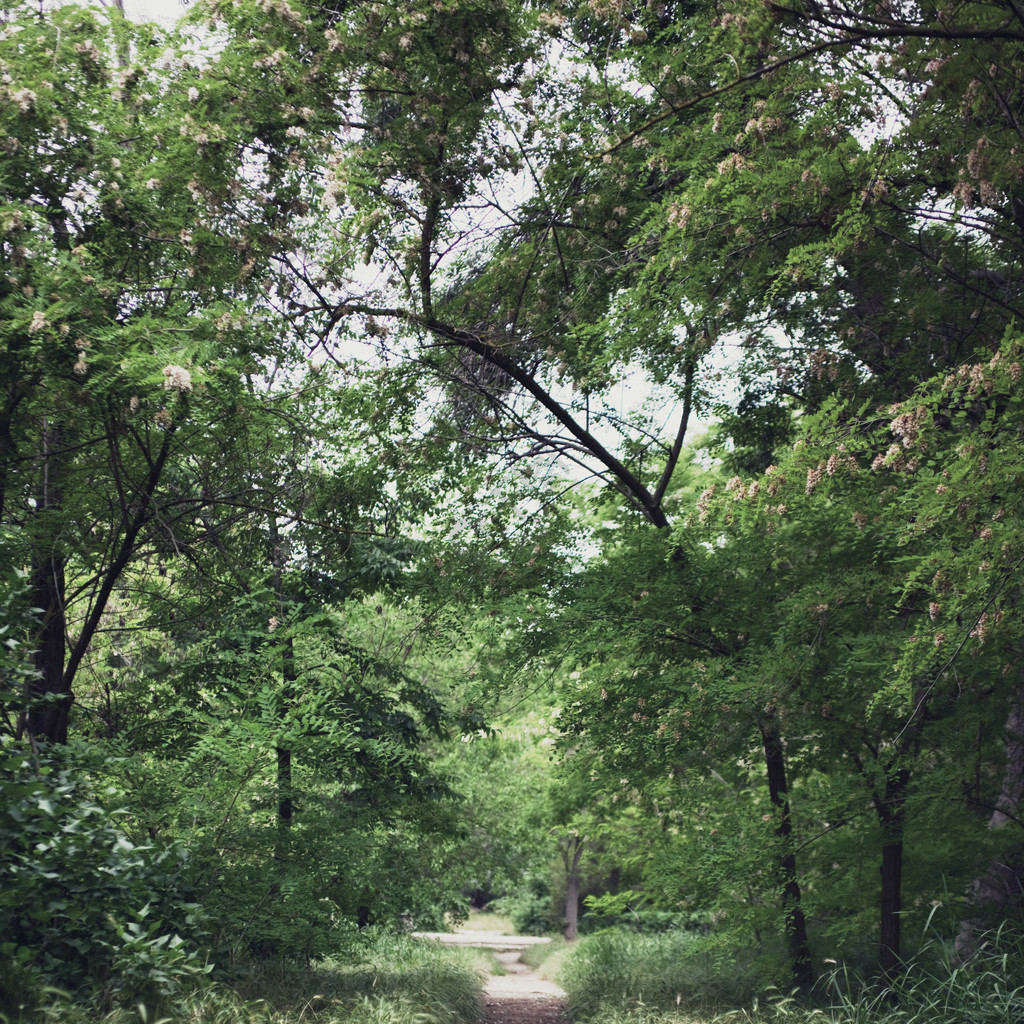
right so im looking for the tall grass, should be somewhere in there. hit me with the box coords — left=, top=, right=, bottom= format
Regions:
left=558, top=929, right=758, bottom=1018
left=457, top=910, right=516, bottom=935
left=10, top=933, right=487, bottom=1024
left=519, top=937, right=569, bottom=984
left=235, top=933, right=487, bottom=1024
left=557, top=926, right=1024, bottom=1024
left=811, top=928, right=1024, bottom=1024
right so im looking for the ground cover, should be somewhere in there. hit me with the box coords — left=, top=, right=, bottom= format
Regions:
left=553, top=928, right=1024, bottom=1024
left=3, top=935, right=487, bottom=1024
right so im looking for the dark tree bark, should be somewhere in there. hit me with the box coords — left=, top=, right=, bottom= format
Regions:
left=27, top=550, right=69, bottom=745
left=19, top=412, right=179, bottom=744
left=875, top=765, right=910, bottom=986
left=271, top=521, right=297, bottom=858
left=23, top=423, right=69, bottom=745
left=276, top=633, right=297, bottom=845
left=758, top=714, right=814, bottom=990
left=277, top=738, right=293, bottom=826
left=866, top=682, right=927, bottom=986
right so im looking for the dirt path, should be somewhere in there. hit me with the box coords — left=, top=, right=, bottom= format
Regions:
left=413, top=933, right=570, bottom=1024
left=482, top=949, right=570, bottom=1024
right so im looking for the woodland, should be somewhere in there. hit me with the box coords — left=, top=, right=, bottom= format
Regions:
left=2, top=0, right=1024, bottom=1022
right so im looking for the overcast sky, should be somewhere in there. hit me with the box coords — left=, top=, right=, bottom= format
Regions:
left=121, top=0, right=187, bottom=28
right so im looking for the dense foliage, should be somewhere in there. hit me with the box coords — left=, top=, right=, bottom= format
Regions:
left=1, top=0, right=1023, bottom=1018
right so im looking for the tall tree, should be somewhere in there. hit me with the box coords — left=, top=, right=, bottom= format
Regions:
left=0, top=0, right=346, bottom=742
left=288, top=0, right=1024, bottom=979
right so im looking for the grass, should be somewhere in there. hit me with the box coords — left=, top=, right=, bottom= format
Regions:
left=554, top=926, right=1024, bottom=1024
left=558, top=928, right=755, bottom=1019
left=455, top=910, right=517, bottom=935
left=519, top=936, right=570, bottom=984
left=15, top=933, right=488, bottom=1024
left=236, top=933, right=488, bottom=1023
left=486, top=954, right=508, bottom=977
left=21, top=922, right=1023, bottom=1024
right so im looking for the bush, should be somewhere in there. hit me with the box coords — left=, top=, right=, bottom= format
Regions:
left=490, top=879, right=556, bottom=935
left=0, top=740, right=209, bottom=1014
left=579, top=909, right=709, bottom=935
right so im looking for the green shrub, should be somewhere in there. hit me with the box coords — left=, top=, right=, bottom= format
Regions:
left=489, top=879, right=556, bottom=936
left=579, top=909, right=709, bottom=935
left=0, top=740, right=209, bottom=1013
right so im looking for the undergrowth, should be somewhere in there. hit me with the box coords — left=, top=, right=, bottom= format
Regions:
left=559, top=928, right=757, bottom=1018
left=519, top=937, right=570, bottom=985
left=557, top=926, right=1024, bottom=1024
left=4, top=933, right=486, bottom=1024
left=458, top=910, right=516, bottom=935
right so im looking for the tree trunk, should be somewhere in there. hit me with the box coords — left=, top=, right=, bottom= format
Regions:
left=271, top=520, right=296, bottom=859
left=23, top=422, right=70, bottom=745
left=563, top=834, right=584, bottom=941
left=26, top=550, right=69, bottom=744
left=758, top=714, right=814, bottom=990
left=275, top=633, right=296, bottom=856
left=875, top=765, right=910, bottom=986
left=868, top=681, right=927, bottom=986
left=19, top=414, right=180, bottom=745
left=277, top=741, right=293, bottom=825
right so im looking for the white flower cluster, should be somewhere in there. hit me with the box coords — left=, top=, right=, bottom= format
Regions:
left=162, top=364, right=193, bottom=392
left=322, top=154, right=348, bottom=210
left=215, top=311, right=246, bottom=331
left=10, top=87, right=36, bottom=113
left=538, top=12, right=567, bottom=31
left=254, top=48, right=288, bottom=70
left=259, top=0, right=304, bottom=29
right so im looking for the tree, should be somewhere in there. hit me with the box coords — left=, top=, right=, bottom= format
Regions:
left=0, top=0, right=352, bottom=743
left=572, top=334, right=1024, bottom=980
left=0, top=0, right=480, bottom=988
left=289, top=0, right=1024, bottom=980
left=67, top=363, right=492, bottom=950
left=7, top=0, right=1024, bottom=995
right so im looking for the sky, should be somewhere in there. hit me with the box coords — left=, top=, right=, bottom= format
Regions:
left=121, top=0, right=186, bottom=28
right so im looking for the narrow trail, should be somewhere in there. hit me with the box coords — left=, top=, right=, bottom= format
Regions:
left=482, top=949, right=570, bottom=1024
left=412, top=932, right=570, bottom=1024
